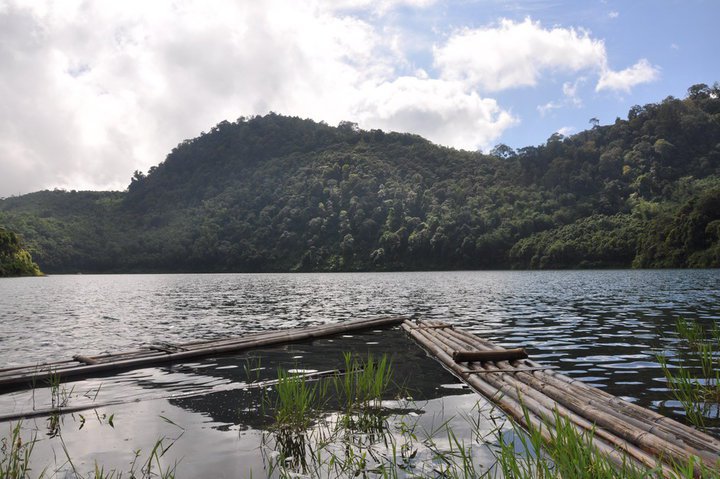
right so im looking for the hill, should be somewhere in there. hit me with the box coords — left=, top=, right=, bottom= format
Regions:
left=1, top=83, right=719, bottom=273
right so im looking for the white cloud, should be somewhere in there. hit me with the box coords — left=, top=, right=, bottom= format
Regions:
left=0, top=0, right=513, bottom=196
left=562, top=78, right=585, bottom=107
left=537, top=78, right=584, bottom=117
left=537, top=101, right=562, bottom=117
left=0, top=3, right=662, bottom=196
left=434, top=18, right=658, bottom=96
left=608, top=11, right=619, bottom=19
left=433, top=18, right=606, bottom=92
left=323, top=0, right=436, bottom=14
left=596, top=59, right=660, bottom=93
left=557, top=126, right=575, bottom=136
left=355, top=77, right=517, bottom=150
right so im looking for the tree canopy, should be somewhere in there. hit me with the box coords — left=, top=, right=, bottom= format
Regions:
left=0, top=227, right=42, bottom=277
left=2, top=83, right=719, bottom=273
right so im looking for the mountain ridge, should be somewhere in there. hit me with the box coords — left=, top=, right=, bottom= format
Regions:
left=2, top=83, right=719, bottom=273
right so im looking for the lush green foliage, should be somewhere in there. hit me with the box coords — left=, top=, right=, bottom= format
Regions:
left=1, top=83, right=719, bottom=272
left=658, top=318, right=720, bottom=430
left=0, top=227, right=42, bottom=277
left=271, top=368, right=329, bottom=431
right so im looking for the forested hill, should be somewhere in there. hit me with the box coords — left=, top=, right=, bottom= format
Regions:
left=1, top=83, right=720, bottom=273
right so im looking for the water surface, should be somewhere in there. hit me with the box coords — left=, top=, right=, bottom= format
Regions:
left=2, top=270, right=718, bottom=401
left=1, top=270, right=719, bottom=475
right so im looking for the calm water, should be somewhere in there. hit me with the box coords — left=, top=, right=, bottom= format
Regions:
left=2, top=271, right=720, bottom=396
left=0, top=270, right=719, bottom=476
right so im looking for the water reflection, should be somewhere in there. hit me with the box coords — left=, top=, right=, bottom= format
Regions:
left=168, top=329, right=467, bottom=429
left=0, top=329, right=501, bottom=477
left=1, top=270, right=719, bottom=440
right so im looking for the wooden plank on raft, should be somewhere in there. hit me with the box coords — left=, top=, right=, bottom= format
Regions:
left=407, top=324, right=454, bottom=330
left=460, top=366, right=556, bottom=374
left=72, top=355, right=99, bottom=365
left=401, top=318, right=720, bottom=477
left=452, top=347, right=528, bottom=362
left=0, top=316, right=408, bottom=392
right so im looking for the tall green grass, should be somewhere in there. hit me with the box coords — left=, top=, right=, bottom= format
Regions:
left=494, top=404, right=720, bottom=479
left=263, top=354, right=398, bottom=477
left=658, top=317, right=720, bottom=429
left=271, top=368, right=329, bottom=430
left=0, top=422, right=44, bottom=479
left=0, top=418, right=182, bottom=479
left=334, top=353, right=392, bottom=413
left=268, top=353, right=393, bottom=431
left=495, top=407, right=651, bottom=479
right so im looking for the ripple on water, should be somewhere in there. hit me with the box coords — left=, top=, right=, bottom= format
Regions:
left=0, top=270, right=718, bottom=412
left=599, top=361, right=662, bottom=370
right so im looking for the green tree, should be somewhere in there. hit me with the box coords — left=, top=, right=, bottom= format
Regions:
left=0, top=227, right=42, bottom=277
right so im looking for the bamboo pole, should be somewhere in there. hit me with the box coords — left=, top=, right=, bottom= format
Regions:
left=439, top=326, right=685, bottom=441
left=418, top=322, right=671, bottom=475
left=400, top=322, right=552, bottom=434
left=1, top=316, right=406, bottom=371
left=461, top=367, right=555, bottom=373
left=515, top=369, right=719, bottom=470
left=438, top=321, right=719, bottom=454
left=426, top=320, right=719, bottom=476
left=447, top=328, right=720, bottom=466
left=535, top=368, right=720, bottom=454
left=0, top=316, right=407, bottom=391
left=0, top=359, right=79, bottom=375
left=528, top=369, right=720, bottom=459
left=0, top=368, right=344, bottom=423
left=437, top=323, right=720, bottom=455
left=72, top=355, right=99, bottom=365
left=401, top=321, right=654, bottom=474
left=43, top=321, right=392, bottom=367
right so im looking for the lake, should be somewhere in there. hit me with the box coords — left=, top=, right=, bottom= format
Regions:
left=0, top=270, right=718, bottom=476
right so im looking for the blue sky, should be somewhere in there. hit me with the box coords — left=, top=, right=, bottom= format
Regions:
left=0, top=0, right=717, bottom=195
left=377, top=0, right=719, bottom=148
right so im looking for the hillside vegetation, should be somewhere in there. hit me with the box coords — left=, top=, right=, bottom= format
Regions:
left=1, top=83, right=719, bottom=273
left=0, top=227, right=42, bottom=277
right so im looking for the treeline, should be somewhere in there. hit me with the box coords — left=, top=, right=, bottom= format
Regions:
left=0, top=227, right=42, bottom=277
left=1, top=83, right=719, bottom=273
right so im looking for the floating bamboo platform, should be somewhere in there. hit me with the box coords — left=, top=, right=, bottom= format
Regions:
left=3, top=315, right=719, bottom=475
left=0, top=316, right=407, bottom=392
left=402, top=319, right=720, bottom=477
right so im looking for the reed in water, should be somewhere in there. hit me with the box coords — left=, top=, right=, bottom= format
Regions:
left=658, top=317, right=720, bottom=430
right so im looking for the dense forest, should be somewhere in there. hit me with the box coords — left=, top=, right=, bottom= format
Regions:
left=1, top=83, right=719, bottom=273
left=0, top=227, right=42, bottom=277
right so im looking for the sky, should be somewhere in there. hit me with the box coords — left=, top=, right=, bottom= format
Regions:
left=0, top=0, right=718, bottom=197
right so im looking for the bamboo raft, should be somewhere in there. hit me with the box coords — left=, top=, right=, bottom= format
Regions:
left=402, top=319, right=720, bottom=476
left=0, top=316, right=406, bottom=392
left=2, top=315, right=719, bottom=474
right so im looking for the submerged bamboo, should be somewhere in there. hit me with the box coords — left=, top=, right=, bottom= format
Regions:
left=0, top=316, right=407, bottom=391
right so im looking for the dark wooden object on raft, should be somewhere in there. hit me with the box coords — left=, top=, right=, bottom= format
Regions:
left=452, top=347, right=528, bottom=362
